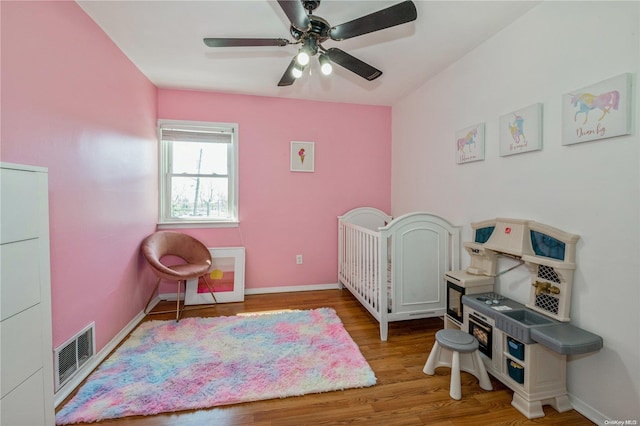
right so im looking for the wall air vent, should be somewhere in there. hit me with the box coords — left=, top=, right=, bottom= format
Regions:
left=54, top=322, right=95, bottom=392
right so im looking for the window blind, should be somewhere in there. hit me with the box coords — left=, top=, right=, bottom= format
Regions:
left=160, top=127, right=233, bottom=144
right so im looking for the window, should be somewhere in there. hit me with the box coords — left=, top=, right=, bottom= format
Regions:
left=158, top=120, right=238, bottom=227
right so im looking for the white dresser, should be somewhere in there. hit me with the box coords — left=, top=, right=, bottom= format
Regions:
left=1, top=162, right=55, bottom=425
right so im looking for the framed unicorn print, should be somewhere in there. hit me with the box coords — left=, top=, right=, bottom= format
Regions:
left=455, top=122, right=485, bottom=164
left=562, top=73, right=632, bottom=145
left=499, top=103, right=543, bottom=156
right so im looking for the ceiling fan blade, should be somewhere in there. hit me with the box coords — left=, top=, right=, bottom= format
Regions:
left=278, top=58, right=298, bottom=87
left=277, top=0, right=311, bottom=31
left=325, top=48, right=382, bottom=81
left=329, top=0, right=417, bottom=41
left=203, top=38, right=290, bottom=47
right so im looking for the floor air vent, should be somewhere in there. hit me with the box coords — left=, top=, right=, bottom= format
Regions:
left=54, top=322, right=95, bottom=392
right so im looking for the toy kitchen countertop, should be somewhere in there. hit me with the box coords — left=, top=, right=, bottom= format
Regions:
left=462, top=294, right=603, bottom=355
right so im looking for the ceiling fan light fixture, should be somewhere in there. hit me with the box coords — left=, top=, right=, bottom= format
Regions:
left=296, top=49, right=310, bottom=66
left=319, top=54, right=332, bottom=75
left=296, top=36, right=318, bottom=66
left=292, top=62, right=305, bottom=78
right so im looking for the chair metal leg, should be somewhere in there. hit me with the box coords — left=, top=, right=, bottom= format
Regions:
left=145, top=276, right=214, bottom=322
left=176, top=280, right=185, bottom=322
left=144, top=278, right=162, bottom=314
left=200, top=274, right=218, bottom=304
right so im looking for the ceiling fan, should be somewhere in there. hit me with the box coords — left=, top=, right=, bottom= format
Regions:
left=203, top=0, right=417, bottom=86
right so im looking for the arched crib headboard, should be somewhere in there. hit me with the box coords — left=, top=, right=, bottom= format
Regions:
left=338, top=207, right=461, bottom=340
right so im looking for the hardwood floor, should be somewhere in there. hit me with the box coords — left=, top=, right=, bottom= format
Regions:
left=57, top=289, right=594, bottom=425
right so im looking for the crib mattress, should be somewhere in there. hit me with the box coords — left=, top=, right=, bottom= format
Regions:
left=340, top=261, right=392, bottom=311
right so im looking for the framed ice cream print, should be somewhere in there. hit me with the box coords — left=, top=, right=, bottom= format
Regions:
left=562, top=73, right=632, bottom=145
left=290, top=141, right=314, bottom=172
left=499, top=103, right=543, bottom=156
left=455, top=123, right=485, bottom=164
left=185, top=247, right=245, bottom=304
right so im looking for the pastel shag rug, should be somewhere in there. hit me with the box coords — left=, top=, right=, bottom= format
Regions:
left=56, top=308, right=376, bottom=424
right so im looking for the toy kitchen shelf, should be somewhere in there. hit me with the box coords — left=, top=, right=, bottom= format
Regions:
left=451, top=218, right=603, bottom=419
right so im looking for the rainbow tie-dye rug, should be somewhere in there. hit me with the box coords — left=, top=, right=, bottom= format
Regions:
left=56, top=308, right=376, bottom=424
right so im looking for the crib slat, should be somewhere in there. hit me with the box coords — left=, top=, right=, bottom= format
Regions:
left=338, top=220, right=382, bottom=316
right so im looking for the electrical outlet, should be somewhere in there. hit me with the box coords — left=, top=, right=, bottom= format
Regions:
left=296, top=254, right=303, bottom=264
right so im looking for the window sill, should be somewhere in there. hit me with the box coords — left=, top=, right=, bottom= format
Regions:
left=157, top=221, right=239, bottom=229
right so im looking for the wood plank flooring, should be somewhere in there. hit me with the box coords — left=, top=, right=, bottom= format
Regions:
left=57, top=289, right=594, bottom=425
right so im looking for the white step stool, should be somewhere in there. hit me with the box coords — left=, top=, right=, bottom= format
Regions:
left=423, top=329, right=493, bottom=400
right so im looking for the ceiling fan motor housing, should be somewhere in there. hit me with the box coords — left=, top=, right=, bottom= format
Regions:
left=290, top=15, right=330, bottom=47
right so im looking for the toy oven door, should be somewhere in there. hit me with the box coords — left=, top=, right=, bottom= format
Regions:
left=468, top=313, right=493, bottom=359
left=446, top=281, right=464, bottom=324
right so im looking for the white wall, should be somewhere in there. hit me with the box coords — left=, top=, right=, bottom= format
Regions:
left=392, top=1, right=639, bottom=422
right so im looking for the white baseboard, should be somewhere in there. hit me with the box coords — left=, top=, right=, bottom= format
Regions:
left=568, top=394, right=607, bottom=424
left=154, top=283, right=341, bottom=301
left=244, top=283, right=340, bottom=295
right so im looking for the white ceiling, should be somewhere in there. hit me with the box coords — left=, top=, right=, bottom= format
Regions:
left=77, top=0, right=540, bottom=106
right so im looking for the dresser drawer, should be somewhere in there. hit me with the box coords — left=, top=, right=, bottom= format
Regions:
left=1, top=239, right=41, bottom=321
left=1, top=305, right=44, bottom=398
left=0, top=168, right=40, bottom=244
left=0, top=369, right=46, bottom=426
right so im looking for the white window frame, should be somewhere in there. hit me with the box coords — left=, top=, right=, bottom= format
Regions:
left=157, top=119, right=239, bottom=228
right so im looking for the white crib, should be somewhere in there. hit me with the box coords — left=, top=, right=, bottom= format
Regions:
left=338, top=207, right=461, bottom=341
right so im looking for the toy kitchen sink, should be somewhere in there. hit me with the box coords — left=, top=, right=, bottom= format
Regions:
left=445, top=218, right=603, bottom=419
left=496, top=308, right=556, bottom=344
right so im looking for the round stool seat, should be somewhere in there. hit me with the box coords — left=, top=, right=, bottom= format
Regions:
left=436, top=329, right=478, bottom=353
left=424, top=329, right=493, bottom=400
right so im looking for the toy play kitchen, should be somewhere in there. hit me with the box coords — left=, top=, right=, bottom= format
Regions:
left=444, top=218, right=602, bottom=419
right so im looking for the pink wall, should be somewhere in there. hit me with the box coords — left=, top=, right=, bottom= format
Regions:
left=1, top=1, right=158, bottom=350
left=158, top=90, right=391, bottom=290
left=1, top=0, right=391, bottom=358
